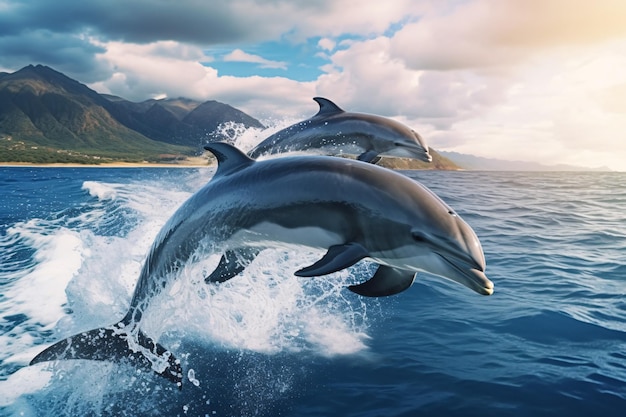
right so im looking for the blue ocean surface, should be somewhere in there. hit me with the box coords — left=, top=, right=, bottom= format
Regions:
left=0, top=167, right=625, bottom=416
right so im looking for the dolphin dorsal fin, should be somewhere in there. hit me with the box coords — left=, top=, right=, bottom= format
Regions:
left=204, top=142, right=255, bottom=177
left=313, top=97, right=344, bottom=117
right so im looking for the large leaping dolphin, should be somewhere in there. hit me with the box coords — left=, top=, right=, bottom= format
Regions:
left=248, top=97, right=432, bottom=164
left=203, top=143, right=490, bottom=298
left=30, top=142, right=491, bottom=387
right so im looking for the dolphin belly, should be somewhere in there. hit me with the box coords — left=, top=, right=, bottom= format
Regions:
left=205, top=222, right=347, bottom=284
left=246, top=222, right=344, bottom=249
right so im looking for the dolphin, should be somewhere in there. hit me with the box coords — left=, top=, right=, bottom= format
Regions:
left=30, top=142, right=492, bottom=387
left=202, top=143, right=491, bottom=298
left=247, top=97, right=432, bottom=164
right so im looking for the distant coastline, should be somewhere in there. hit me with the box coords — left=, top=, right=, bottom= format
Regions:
left=0, top=154, right=458, bottom=170
left=0, top=163, right=212, bottom=168
left=0, top=155, right=213, bottom=168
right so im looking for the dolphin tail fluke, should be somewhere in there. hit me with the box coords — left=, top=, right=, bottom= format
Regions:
left=30, top=325, right=183, bottom=387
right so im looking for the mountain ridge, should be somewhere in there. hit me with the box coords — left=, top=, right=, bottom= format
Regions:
left=439, top=151, right=611, bottom=172
left=0, top=65, right=264, bottom=163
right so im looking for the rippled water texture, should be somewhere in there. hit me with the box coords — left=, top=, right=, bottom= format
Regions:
left=0, top=168, right=624, bottom=416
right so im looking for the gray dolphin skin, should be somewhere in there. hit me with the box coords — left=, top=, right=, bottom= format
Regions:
left=248, top=97, right=432, bottom=164
left=30, top=142, right=491, bottom=387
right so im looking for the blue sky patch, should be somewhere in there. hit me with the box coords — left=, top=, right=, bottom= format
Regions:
left=205, top=35, right=359, bottom=81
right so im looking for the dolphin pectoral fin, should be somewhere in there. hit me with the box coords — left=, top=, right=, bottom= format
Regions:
left=30, top=325, right=183, bottom=387
left=205, top=248, right=261, bottom=283
left=357, top=150, right=381, bottom=164
left=295, top=243, right=369, bottom=277
left=348, top=266, right=416, bottom=297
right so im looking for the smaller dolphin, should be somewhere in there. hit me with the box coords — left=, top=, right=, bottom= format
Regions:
left=248, top=97, right=432, bottom=164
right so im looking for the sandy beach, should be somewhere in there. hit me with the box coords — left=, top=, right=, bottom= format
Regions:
left=0, top=156, right=216, bottom=168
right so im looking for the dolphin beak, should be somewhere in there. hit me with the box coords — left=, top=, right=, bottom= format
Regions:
left=425, top=229, right=492, bottom=295
left=463, top=267, right=494, bottom=295
left=395, top=141, right=432, bottom=162
left=436, top=253, right=494, bottom=295
left=412, top=228, right=492, bottom=294
left=410, top=131, right=432, bottom=162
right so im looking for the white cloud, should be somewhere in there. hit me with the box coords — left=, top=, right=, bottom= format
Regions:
left=390, top=0, right=626, bottom=71
left=315, top=35, right=507, bottom=127
left=263, top=0, right=426, bottom=41
left=88, top=40, right=216, bottom=101
left=205, top=75, right=317, bottom=119
left=317, top=38, right=336, bottom=52
left=429, top=40, right=626, bottom=170
left=223, top=49, right=287, bottom=70
left=88, top=39, right=315, bottom=120
left=29, top=0, right=626, bottom=171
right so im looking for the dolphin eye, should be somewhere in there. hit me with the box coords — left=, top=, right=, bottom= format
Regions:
left=448, top=210, right=457, bottom=217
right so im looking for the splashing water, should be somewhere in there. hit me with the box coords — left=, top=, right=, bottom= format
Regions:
left=0, top=166, right=378, bottom=416
left=211, top=118, right=303, bottom=154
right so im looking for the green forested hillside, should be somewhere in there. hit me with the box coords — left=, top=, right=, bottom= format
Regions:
left=0, top=65, right=263, bottom=163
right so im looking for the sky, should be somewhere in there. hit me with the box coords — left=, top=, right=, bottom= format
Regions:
left=1, top=0, right=625, bottom=170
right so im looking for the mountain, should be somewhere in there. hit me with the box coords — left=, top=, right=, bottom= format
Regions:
left=104, top=96, right=264, bottom=148
left=0, top=65, right=174, bottom=160
left=0, top=65, right=264, bottom=163
left=439, top=151, right=611, bottom=172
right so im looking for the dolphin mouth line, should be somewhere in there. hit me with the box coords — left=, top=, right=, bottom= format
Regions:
left=436, top=253, right=493, bottom=295
left=429, top=239, right=483, bottom=272
left=395, top=142, right=432, bottom=161
left=396, top=142, right=426, bottom=152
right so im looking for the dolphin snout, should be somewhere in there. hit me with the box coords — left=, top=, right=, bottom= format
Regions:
left=396, top=141, right=431, bottom=162
left=427, top=233, right=483, bottom=272
left=468, top=268, right=494, bottom=296
left=410, top=131, right=432, bottom=162
left=458, top=246, right=484, bottom=272
left=419, top=149, right=433, bottom=163
left=435, top=253, right=494, bottom=296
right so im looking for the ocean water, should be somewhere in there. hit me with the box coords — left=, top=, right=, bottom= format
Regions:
left=0, top=167, right=624, bottom=416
